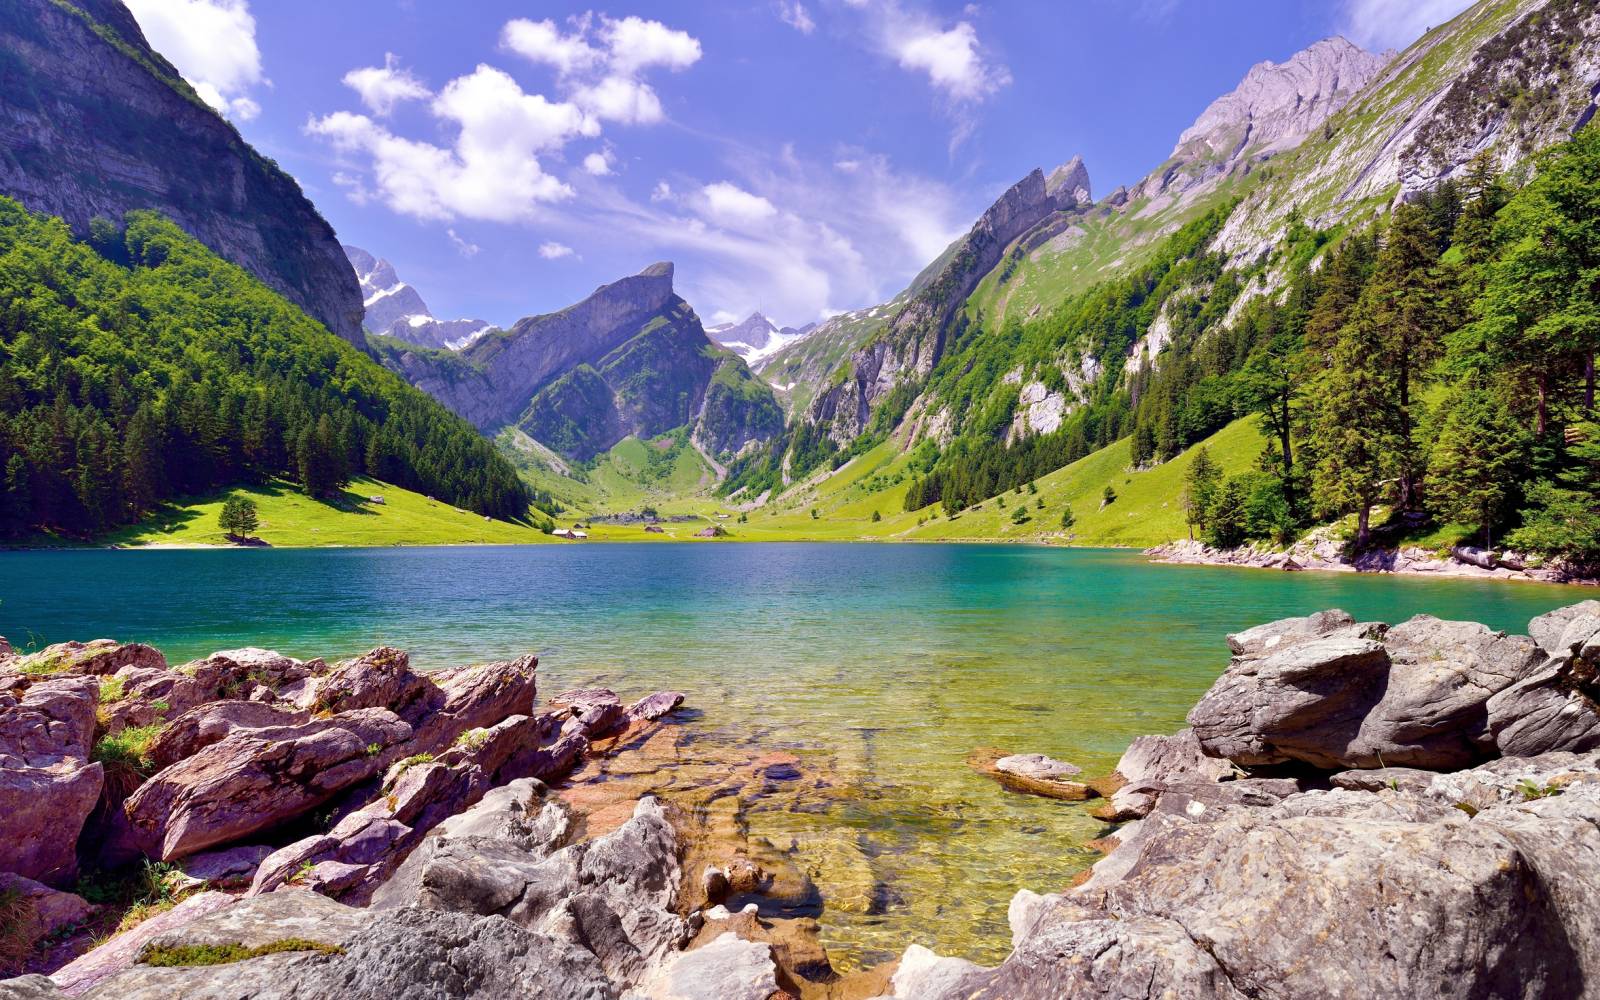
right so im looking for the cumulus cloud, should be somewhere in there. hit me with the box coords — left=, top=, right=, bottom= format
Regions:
left=538, top=241, right=576, bottom=259
left=890, top=20, right=1006, bottom=102
left=1339, top=0, right=1475, bottom=50
left=776, top=1, right=815, bottom=35
left=342, top=53, right=429, bottom=116
left=499, top=15, right=700, bottom=125
left=700, top=182, right=778, bottom=226
left=306, top=64, right=593, bottom=222
left=125, top=0, right=265, bottom=120
left=310, top=14, right=700, bottom=225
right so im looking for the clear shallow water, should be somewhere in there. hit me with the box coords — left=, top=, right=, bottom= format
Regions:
left=0, top=544, right=1589, bottom=965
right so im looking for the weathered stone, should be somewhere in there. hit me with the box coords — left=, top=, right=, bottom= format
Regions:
left=118, top=709, right=412, bottom=860
left=626, top=692, right=685, bottom=723
left=0, top=976, right=63, bottom=999
left=1091, top=728, right=1233, bottom=821
left=406, top=656, right=540, bottom=754
left=50, top=891, right=237, bottom=997
left=554, top=688, right=627, bottom=740
left=0, top=676, right=103, bottom=885
left=639, top=932, right=777, bottom=1000
left=1529, top=601, right=1600, bottom=657
left=146, top=701, right=308, bottom=770
left=175, top=844, right=276, bottom=890
left=299, top=648, right=428, bottom=716
left=1225, top=609, right=1363, bottom=657
left=69, top=891, right=617, bottom=1000
left=0, top=874, right=92, bottom=976
left=969, top=748, right=1094, bottom=800
left=1192, top=615, right=1542, bottom=770
left=9, top=642, right=165, bottom=678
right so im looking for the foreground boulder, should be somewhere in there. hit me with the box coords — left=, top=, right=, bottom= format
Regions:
left=1090, top=728, right=1234, bottom=822
left=0, top=676, right=104, bottom=885
left=42, top=890, right=617, bottom=1000
left=115, top=709, right=413, bottom=861
left=1188, top=611, right=1545, bottom=770
left=1486, top=601, right=1600, bottom=756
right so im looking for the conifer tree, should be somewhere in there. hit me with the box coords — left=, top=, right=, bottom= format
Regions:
left=1428, top=374, right=1527, bottom=549
left=1311, top=302, right=1397, bottom=549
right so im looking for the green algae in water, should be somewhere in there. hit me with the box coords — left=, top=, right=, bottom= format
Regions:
left=1, top=544, right=1589, bottom=967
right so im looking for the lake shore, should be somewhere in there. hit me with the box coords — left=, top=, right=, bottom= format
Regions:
left=1147, top=537, right=1599, bottom=588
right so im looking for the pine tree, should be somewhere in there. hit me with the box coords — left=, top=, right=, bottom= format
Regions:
left=1428, top=374, right=1527, bottom=549
left=1311, top=302, right=1398, bottom=549
left=218, top=496, right=259, bottom=543
left=121, top=403, right=165, bottom=518
left=1204, top=478, right=1249, bottom=549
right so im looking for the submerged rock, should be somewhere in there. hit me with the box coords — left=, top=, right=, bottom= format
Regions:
left=969, top=748, right=1094, bottom=800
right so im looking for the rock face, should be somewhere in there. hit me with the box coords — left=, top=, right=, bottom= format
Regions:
left=117, top=708, right=414, bottom=861
left=375, top=263, right=783, bottom=463
left=705, top=313, right=815, bottom=366
left=895, top=602, right=1600, bottom=1000
left=0, top=0, right=364, bottom=346
left=806, top=169, right=1080, bottom=445
left=0, top=675, right=104, bottom=885
left=1174, top=37, right=1391, bottom=166
left=345, top=245, right=492, bottom=351
left=1188, top=611, right=1545, bottom=770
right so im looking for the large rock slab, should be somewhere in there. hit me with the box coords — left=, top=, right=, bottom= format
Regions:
left=637, top=933, right=777, bottom=1000
left=0, top=676, right=104, bottom=885
left=1488, top=606, right=1600, bottom=756
left=7, top=642, right=164, bottom=678
left=118, top=709, right=412, bottom=861
left=146, top=702, right=309, bottom=771
left=61, top=890, right=618, bottom=1000
left=1091, top=728, right=1233, bottom=821
left=1190, top=613, right=1542, bottom=770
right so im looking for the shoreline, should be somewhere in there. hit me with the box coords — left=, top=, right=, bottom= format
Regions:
left=1146, top=538, right=1599, bottom=589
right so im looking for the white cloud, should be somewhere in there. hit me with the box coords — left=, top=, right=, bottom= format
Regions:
left=447, top=228, right=480, bottom=257
left=342, top=53, right=429, bottom=116
left=1339, top=0, right=1475, bottom=50
left=701, top=182, right=778, bottom=226
left=500, top=18, right=602, bottom=75
left=501, top=14, right=700, bottom=125
left=312, top=14, right=701, bottom=223
left=539, top=241, right=576, bottom=259
left=306, top=63, right=592, bottom=223
left=890, top=20, right=1007, bottom=102
left=125, top=0, right=265, bottom=120
left=650, top=180, right=674, bottom=202
left=776, top=1, right=815, bottom=35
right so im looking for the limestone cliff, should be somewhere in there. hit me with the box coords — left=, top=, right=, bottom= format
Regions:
left=0, top=0, right=365, bottom=346
left=376, top=263, right=783, bottom=464
left=805, top=168, right=1079, bottom=444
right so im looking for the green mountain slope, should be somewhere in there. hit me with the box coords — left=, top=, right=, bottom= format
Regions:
left=0, top=198, right=529, bottom=539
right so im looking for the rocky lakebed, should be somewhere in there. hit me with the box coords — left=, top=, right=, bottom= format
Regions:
left=0, top=598, right=1597, bottom=998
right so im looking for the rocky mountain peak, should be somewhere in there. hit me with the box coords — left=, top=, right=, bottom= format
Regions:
left=344, top=245, right=490, bottom=352
left=1046, top=156, right=1092, bottom=206
left=1175, top=36, right=1392, bottom=159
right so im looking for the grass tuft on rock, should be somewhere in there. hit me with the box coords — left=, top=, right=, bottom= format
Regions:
left=142, top=938, right=344, bottom=967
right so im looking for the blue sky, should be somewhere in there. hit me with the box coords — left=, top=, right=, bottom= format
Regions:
left=125, top=0, right=1473, bottom=330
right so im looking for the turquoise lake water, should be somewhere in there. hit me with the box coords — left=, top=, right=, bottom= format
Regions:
left=0, top=544, right=1588, bottom=964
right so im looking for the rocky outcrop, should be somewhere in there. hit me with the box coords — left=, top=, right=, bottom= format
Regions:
left=115, top=708, right=415, bottom=861
left=0, top=0, right=364, bottom=346
left=1146, top=536, right=1596, bottom=583
left=895, top=602, right=1600, bottom=999
left=806, top=169, right=1078, bottom=445
left=0, top=874, right=92, bottom=977
left=705, top=312, right=815, bottom=366
left=0, top=675, right=104, bottom=885
left=377, top=263, right=782, bottom=464
left=345, top=245, right=492, bottom=351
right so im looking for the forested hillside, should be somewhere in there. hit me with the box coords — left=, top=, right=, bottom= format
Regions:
left=0, top=199, right=530, bottom=538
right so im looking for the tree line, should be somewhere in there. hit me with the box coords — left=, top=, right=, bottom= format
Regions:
left=0, top=200, right=530, bottom=538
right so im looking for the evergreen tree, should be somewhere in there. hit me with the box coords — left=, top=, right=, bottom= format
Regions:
left=1311, top=302, right=1397, bottom=548
left=1428, top=374, right=1527, bottom=549
left=121, top=404, right=165, bottom=518
left=218, top=496, right=259, bottom=543
left=1204, top=477, right=1249, bottom=549
left=1060, top=506, right=1075, bottom=532
left=1, top=453, right=30, bottom=535
left=1182, top=446, right=1222, bottom=538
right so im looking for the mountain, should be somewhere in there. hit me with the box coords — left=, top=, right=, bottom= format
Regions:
left=0, top=0, right=365, bottom=347
left=721, top=0, right=1600, bottom=558
left=345, top=246, right=493, bottom=351
left=706, top=312, right=817, bottom=365
left=374, top=263, right=784, bottom=464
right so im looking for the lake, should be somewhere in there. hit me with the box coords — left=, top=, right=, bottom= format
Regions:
left=0, top=544, right=1589, bottom=965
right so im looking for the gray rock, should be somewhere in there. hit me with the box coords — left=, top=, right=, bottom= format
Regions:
left=1191, top=614, right=1542, bottom=770
left=72, top=892, right=617, bottom=1000
left=994, top=754, right=1081, bottom=782
left=1096, top=728, right=1233, bottom=821
left=637, top=933, right=776, bottom=1000
left=51, top=891, right=237, bottom=996
left=0, top=676, right=104, bottom=885
left=0, top=874, right=91, bottom=975
left=0, top=977, right=64, bottom=999
left=1529, top=601, right=1600, bottom=656
left=1225, top=609, right=1362, bottom=656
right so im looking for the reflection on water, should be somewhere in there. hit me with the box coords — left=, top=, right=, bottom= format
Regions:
left=0, top=543, right=1587, bottom=965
